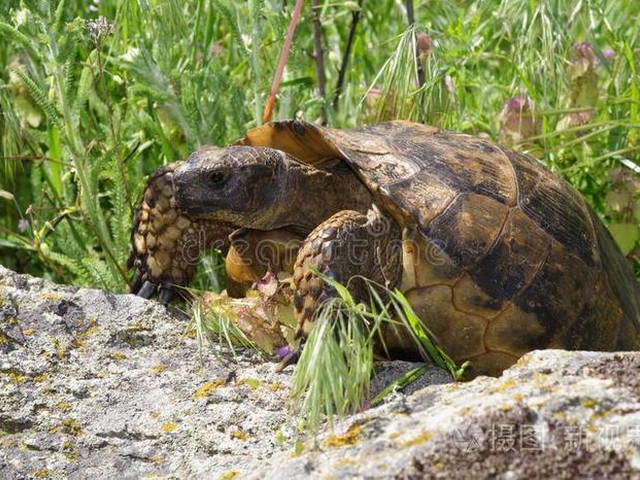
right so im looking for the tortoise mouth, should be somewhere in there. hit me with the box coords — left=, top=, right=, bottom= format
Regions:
left=173, top=185, right=212, bottom=218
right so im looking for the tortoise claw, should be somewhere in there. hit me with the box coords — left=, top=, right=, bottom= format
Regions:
left=158, top=287, right=175, bottom=305
left=137, top=280, right=157, bottom=299
left=131, top=276, right=178, bottom=305
left=130, top=269, right=144, bottom=295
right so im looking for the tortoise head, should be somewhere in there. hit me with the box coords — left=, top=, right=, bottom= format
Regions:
left=172, top=144, right=374, bottom=232
left=173, top=145, right=302, bottom=230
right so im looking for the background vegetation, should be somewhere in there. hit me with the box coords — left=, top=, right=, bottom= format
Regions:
left=1, top=0, right=639, bottom=291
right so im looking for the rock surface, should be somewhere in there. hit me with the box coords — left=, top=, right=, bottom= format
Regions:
left=255, top=351, right=640, bottom=479
left=1, top=265, right=640, bottom=479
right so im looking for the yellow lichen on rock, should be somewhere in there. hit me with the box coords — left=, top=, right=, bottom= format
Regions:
left=161, top=422, right=178, bottom=433
left=193, top=379, right=224, bottom=399
left=324, top=424, right=362, bottom=448
left=401, top=431, right=434, bottom=447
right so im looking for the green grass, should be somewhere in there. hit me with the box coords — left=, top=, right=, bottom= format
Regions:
left=1, top=0, right=639, bottom=286
left=189, top=294, right=259, bottom=361
left=291, top=273, right=467, bottom=428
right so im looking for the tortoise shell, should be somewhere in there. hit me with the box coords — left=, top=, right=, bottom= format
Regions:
left=236, top=120, right=640, bottom=376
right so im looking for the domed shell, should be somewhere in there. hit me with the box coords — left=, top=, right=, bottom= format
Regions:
left=240, top=120, right=640, bottom=376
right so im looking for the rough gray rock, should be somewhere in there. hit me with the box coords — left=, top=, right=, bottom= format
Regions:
left=1, top=264, right=640, bottom=479
left=0, top=265, right=294, bottom=479
left=0, top=265, right=447, bottom=479
left=254, top=352, right=640, bottom=480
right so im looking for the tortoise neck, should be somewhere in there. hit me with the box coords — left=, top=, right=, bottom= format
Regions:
left=285, top=163, right=375, bottom=232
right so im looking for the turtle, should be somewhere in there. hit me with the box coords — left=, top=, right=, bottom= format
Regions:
left=128, top=120, right=640, bottom=377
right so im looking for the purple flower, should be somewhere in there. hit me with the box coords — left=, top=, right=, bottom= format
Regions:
left=86, top=16, right=114, bottom=42
left=18, top=218, right=29, bottom=232
left=417, top=33, right=432, bottom=58
left=276, top=345, right=292, bottom=359
left=498, top=95, right=540, bottom=146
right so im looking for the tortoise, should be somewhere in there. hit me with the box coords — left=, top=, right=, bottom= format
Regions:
left=128, top=120, right=640, bottom=376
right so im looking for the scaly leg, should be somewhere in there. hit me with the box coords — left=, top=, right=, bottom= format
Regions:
left=279, top=207, right=416, bottom=368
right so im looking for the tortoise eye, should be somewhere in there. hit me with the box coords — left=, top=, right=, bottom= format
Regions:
left=208, top=171, right=229, bottom=188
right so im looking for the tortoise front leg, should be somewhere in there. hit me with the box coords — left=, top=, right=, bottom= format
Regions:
left=285, top=207, right=406, bottom=366
left=128, top=164, right=235, bottom=303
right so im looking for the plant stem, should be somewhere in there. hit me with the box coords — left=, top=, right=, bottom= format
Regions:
left=94, top=37, right=131, bottom=207
left=332, top=0, right=364, bottom=111
left=312, top=0, right=328, bottom=125
left=405, top=0, right=426, bottom=122
left=47, top=28, right=126, bottom=284
left=405, top=0, right=425, bottom=89
left=263, top=0, right=305, bottom=123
